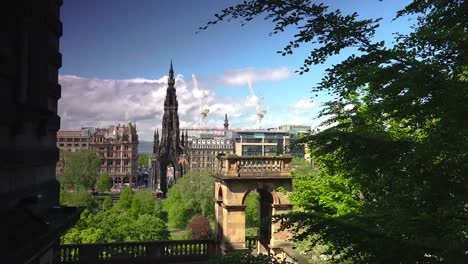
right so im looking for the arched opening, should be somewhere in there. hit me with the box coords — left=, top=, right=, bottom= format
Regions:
left=244, top=190, right=260, bottom=237
left=258, top=190, right=273, bottom=243
left=131, top=176, right=136, bottom=187
left=123, top=177, right=130, bottom=187
left=115, top=177, right=122, bottom=189
left=216, top=186, right=224, bottom=242
left=166, top=163, right=175, bottom=188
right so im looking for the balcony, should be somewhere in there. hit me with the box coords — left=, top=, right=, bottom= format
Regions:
left=60, top=239, right=215, bottom=263
left=216, top=154, right=292, bottom=178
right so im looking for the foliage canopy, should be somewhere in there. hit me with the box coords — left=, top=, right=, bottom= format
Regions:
left=60, top=149, right=102, bottom=191
left=163, top=169, right=215, bottom=229
left=201, top=0, right=468, bottom=262
left=62, top=189, right=169, bottom=244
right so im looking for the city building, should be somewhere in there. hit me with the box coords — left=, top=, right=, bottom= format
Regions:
left=56, top=123, right=139, bottom=190
left=233, top=130, right=291, bottom=156
left=184, top=114, right=235, bottom=170
left=267, top=124, right=312, bottom=158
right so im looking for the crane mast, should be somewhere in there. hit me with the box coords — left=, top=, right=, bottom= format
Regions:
left=192, top=74, right=209, bottom=128
left=247, top=79, right=266, bottom=129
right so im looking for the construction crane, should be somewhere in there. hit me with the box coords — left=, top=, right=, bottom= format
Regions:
left=192, top=74, right=209, bottom=128
left=247, top=79, right=267, bottom=129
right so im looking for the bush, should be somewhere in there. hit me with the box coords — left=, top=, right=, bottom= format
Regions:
left=187, top=216, right=212, bottom=240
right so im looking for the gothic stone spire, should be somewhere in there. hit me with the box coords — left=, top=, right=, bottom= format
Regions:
left=224, top=113, right=229, bottom=130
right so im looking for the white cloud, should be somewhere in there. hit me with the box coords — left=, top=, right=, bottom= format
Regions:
left=58, top=67, right=321, bottom=140
left=59, top=73, right=268, bottom=140
left=289, top=98, right=316, bottom=114
left=220, top=67, right=292, bottom=86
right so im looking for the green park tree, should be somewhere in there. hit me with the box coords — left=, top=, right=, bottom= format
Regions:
left=60, top=149, right=102, bottom=191
left=97, top=172, right=111, bottom=192
left=137, top=153, right=152, bottom=168
left=62, top=188, right=169, bottom=244
left=163, top=169, right=214, bottom=229
left=201, top=0, right=467, bottom=262
left=245, top=192, right=259, bottom=229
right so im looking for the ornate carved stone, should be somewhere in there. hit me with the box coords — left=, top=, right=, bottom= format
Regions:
left=152, top=62, right=189, bottom=196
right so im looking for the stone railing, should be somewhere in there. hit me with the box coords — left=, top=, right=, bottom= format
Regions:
left=216, top=155, right=292, bottom=178
left=245, top=236, right=258, bottom=250
left=60, top=239, right=215, bottom=263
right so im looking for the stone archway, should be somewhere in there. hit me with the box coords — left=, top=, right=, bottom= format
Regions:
left=214, top=155, right=293, bottom=255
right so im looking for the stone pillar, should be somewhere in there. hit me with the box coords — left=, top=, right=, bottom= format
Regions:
left=270, top=204, right=293, bottom=248
left=221, top=205, right=247, bottom=252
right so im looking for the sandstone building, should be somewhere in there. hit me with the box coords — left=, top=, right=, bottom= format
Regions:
left=56, top=123, right=139, bottom=190
left=185, top=114, right=234, bottom=170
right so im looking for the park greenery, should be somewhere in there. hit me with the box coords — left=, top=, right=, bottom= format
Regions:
left=138, top=153, right=152, bottom=168
left=163, top=168, right=215, bottom=229
left=97, top=172, right=111, bottom=192
left=202, top=0, right=467, bottom=263
left=59, top=149, right=101, bottom=191
left=61, top=189, right=169, bottom=244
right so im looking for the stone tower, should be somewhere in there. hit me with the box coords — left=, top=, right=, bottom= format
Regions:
left=224, top=113, right=229, bottom=130
left=152, top=62, right=188, bottom=197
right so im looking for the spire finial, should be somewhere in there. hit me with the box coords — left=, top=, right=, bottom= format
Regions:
left=169, top=60, right=174, bottom=77
left=168, top=60, right=175, bottom=85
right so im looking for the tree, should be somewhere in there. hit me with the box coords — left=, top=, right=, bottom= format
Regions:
left=187, top=216, right=212, bottom=240
left=201, top=1, right=467, bottom=262
left=97, top=172, right=111, bottom=192
left=115, top=187, right=134, bottom=210
left=62, top=187, right=169, bottom=244
left=163, top=169, right=215, bottom=229
left=245, top=192, right=259, bottom=228
left=60, top=149, right=102, bottom=191
left=138, top=153, right=151, bottom=168
left=101, top=196, right=113, bottom=210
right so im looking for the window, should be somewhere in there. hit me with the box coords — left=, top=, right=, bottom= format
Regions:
left=82, top=144, right=86, bottom=147
left=59, top=143, right=64, bottom=147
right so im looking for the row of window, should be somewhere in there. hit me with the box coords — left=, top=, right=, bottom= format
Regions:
left=190, top=144, right=233, bottom=149
left=58, top=143, right=87, bottom=147
left=191, top=139, right=231, bottom=145
left=57, top=137, right=88, bottom=142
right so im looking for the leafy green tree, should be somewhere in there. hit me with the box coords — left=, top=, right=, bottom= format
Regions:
left=101, top=196, right=113, bottom=210
left=97, top=172, right=111, bottom=192
left=245, top=192, right=259, bottom=228
left=137, top=153, right=151, bottom=168
left=62, top=188, right=169, bottom=244
left=60, top=149, right=102, bottom=191
left=163, top=169, right=215, bottom=229
left=115, top=187, right=134, bottom=210
left=202, top=0, right=467, bottom=262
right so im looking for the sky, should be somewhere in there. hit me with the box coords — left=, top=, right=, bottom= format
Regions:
left=58, top=0, right=415, bottom=141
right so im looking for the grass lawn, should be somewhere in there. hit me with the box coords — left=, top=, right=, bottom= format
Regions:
left=169, top=228, right=189, bottom=240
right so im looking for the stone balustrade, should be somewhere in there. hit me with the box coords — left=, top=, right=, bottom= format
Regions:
left=216, top=154, right=293, bottom=178
left=60, top=239, right=215, bottom=263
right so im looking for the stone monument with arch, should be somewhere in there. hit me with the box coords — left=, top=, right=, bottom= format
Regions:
left=214, top=154, right=294, bottom=257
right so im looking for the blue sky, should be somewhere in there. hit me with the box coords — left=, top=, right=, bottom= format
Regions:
left=59, top=0, right=414, bottom=141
